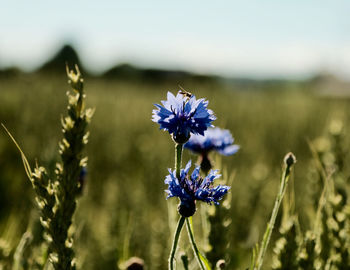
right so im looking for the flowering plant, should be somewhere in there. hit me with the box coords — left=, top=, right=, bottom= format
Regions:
left=152, top=91, right=216, bottom=144
left=185, top=127, right=239, bottom=156
left=165, top=160, right=230, bottom=217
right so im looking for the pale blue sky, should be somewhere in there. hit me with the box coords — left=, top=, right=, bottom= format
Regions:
left=1, top=0, right=350, bottom=78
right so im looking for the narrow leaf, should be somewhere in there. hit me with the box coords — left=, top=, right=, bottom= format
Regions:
left=1, top=123, right=32, bottom=180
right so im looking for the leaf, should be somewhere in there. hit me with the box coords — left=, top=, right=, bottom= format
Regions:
left=199, top=251, right=212, bottom=270
left=1, top=123, right=32, bottom=181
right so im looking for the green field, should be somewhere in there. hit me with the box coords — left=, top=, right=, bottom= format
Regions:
left=1, top=72, right=350, bottom=269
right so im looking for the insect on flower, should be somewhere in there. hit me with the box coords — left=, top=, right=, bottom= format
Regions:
left=152, top=91, right=216, bottom=144
left=179, top=89, right=193, bottom=99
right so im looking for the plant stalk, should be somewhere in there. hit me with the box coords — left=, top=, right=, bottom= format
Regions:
left=254, top=153, right=296, bottom=270
left=175, top=144, right=183, bottom=179
left=186, top=217, right=207, bottom=270
left=169, top=216, right=186, bottom=270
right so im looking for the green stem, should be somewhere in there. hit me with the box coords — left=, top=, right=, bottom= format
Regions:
left=254, top=154, right=295, bottom=270
left=175, top=144, right=183, bottom=179
left=186, top=217, right=206, bottom=270
left=169, top=216, right=186, bottom=270
left=168, top=143, right=185, bottom=270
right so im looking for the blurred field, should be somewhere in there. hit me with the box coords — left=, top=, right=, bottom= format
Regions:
left=1, top=72, right=350, bottom=269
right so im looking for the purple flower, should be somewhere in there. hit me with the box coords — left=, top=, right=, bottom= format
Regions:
left=184, top=128, right=239, bottom=173
left=184, top=127, right=239, bottom=156
left=152, top=91, right=216, bottom=144
left=165, top=160, right=230, bottom=217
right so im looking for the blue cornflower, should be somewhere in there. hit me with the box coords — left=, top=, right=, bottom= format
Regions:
left=184, top=127, right=239, bottom=173
left=152, top=91, right=216, bottom=144
left=185, top=127, right=239, bottom=156
left=165, top=160, right=230, bottom=217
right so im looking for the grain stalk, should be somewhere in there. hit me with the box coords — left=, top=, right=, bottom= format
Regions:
left=2, top=65, right=93, bottom=270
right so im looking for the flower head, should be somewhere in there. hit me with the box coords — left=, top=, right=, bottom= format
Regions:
left=152, top=91, right=216, bottom=144
left=185, top=127, right=239, bottom=156
left=165, top=160, right=230, bottom=217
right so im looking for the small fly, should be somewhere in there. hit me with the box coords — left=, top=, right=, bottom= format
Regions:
left=178, top=85, right=193, bottom=99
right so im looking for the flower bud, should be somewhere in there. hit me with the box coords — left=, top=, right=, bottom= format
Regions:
left=178, top=200, right=196, bottom=217
left=172, top=132, right=191, bottom=144
left=180, top=252, right=189, bottom=269
left=284, top=152, right=296, bottom=167
left=124, top=257, right=144, bottom=270
left=216, top=259, right=226, bottom=269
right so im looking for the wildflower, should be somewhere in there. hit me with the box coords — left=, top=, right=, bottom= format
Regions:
left=165, top=161, right=230, bottom=217
left=152, top=91, right=216, bottom=144
left=185, top=127, right=239, bottom=156
left=184, top=127, right=239, bottom=173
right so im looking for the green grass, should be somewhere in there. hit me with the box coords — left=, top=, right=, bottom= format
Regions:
left=1, top=73, right=350, bottom=269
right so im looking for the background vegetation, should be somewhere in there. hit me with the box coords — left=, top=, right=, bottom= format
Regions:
left=1, top=47, right=350, bottom=269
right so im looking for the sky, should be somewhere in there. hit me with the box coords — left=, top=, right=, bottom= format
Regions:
left=1, top=0, right=350, bottom=79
